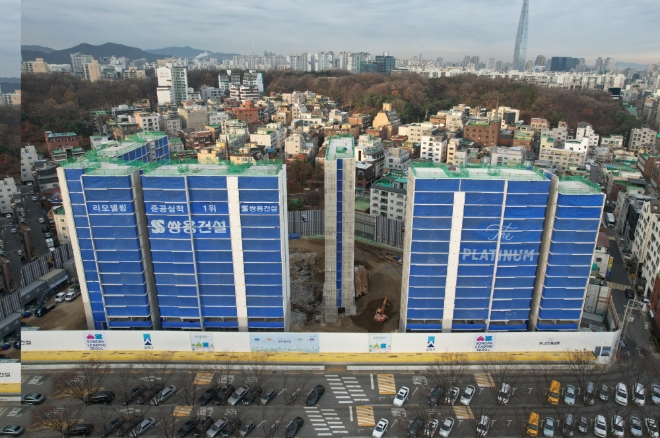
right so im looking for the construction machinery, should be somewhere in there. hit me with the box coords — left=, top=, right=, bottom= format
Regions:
left=374, top=297, right=389, bottom=323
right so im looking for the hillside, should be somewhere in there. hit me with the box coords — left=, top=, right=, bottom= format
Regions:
left=265, top=70, right=642, bottom=136
left=21, top=43, right=166, bottom=64
left=21, top=45, right=55, bottom=53
left=146, top=46, right=237, bottom=60
left=0, top=77, right=20, bottom=94
left=0, top=106, right=21, bottom=181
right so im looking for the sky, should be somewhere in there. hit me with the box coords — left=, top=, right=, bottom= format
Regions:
left=20, top=0, right=660, bottom=67
left=0, top=0, right=20, bottom=77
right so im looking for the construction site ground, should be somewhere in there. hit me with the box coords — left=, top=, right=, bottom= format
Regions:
left=289, top=237, right=403, bottom=333
left=22, top=296, right=87, bottom=331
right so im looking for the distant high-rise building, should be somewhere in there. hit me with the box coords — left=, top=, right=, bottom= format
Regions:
left=604, top=57, right=616, bottom=72
left=487, top=57, right=496, bottom=70
left=70, top=53, right=93, bottom=76
left=436, top=57, right=443, bottom=64
left=463, top=56, right=471, bottom=68
left=512, top=0, right=529, bottom=71
left=525, top=60, right=533, bottom=72
left=375, top=53, right=396, bottom=73
left=495, top=60, right=503, bottom=72
left=314, top=51, right=334, bottom=71
left=535, top=55, right=546, bottom=66
left=471, top=56, right=480, bottom=70
left=595, top=57, right=604, bottom=72
left=550, top=57, right=579, bottom=72
left=156, top=64, right=189, bottom=105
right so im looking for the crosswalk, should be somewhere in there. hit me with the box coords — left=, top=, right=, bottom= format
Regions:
left=194, top=372, right=214, bottom=386
left=607, top=282, right=630, bottom=291
left=325, top=374, right=368, bottom=403
left=173, top=406, right=193, bottom=417
left=356, top=406, right=375, bottom=427
left=377, top=374, right=396, bottom=395
left=474, top=373, right=495, bottom=387
left=454, top=406, right=474, bottom=419
left=304, top=406, right=347, bottom=435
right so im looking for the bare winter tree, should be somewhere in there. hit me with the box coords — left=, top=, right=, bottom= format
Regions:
left=138, top=351, right=175, bottom=389
left=239, top=353, right=275, bottom=391
left=112, top=363, right=139, bottom=402
left=465, top=405, right=501, bottom=438
left=31, top=404, right=87, bottom=437
left=260, top=405, right=292, bottom=438
left=281, top=369, right=314, bottom=406
left=615, top=355, right=653, bottom=392
left=512, top=406, right=538, bottom=438
left=566, top=349, right=606, bottom=398
left=530, top=363, right=559, bottom=406
left=481, top=359, right=519, bottom=405
left=553, top=405, right=583, bottom=438
left=51, top=360, right=110, bottom=404
left=173, top=363, right=203, bottom=406
left=426, top=353, right=469, bottom=394
left=152, top=405, right=183, bottom=438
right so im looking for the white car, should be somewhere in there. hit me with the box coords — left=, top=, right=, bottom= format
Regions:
left=630, top=417, right=643, bottom=438
left=55, top=292, right=66, bottom=303
left=393, top=386, right=409, bottom=406
left=460, top=385, right=475, bottom=406
left=38, top=217, right=45, bottom=224
left=497, top=383, right=511, bottom=405
left=652, top=384, right=660, bottom=405
left=372, top=418, right=388, bottom=438
left=438, top=417, right=455, bottom=438
left=611, top=416, right=624, bottom=438
left=10, top=228, right=16, bottom=233
left=476, top=416, right=490, bottom=437
left=445, top=386, right=459, bottom=406
left=32, top=196, right=38, bottom=202
left=632, top=383, right=645, bottom=406
left=64, top=290, right=80, bottom=302
left=543, top=417, right=555, bottom=438
left=564, top=385, right=576, bottom=405
left=594, top=415, right=607, bottom=438
left=646, top=418, right=660, bottom=438
left=614, top=383, right=628, bottom=406
left=424, top=419, right=439, bottom=437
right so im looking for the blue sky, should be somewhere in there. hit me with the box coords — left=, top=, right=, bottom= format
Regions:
left=20, top=0, right=660, bottom=67
left=0, top=0, right=20, bottom=77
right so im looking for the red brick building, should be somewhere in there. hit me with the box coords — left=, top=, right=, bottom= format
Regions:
left=44, top=131, right=79, bottom=157
left=231, top=101, right=261, bottom=124
left=463, top=120, right=500, bottom=147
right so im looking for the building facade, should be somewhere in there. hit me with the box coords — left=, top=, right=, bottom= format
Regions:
left=21, top=145, right=38, bottom=183
left=370, top=173, right=407, bottom=221
left=629, top=128, right=658, bottom=153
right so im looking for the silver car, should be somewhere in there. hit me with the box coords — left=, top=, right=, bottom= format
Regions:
left=227, top=385, right=249, bottom=406
left=150, top=385, right=176, bottom=405
left=630, top=417, right=643, bottom=438
left=132, top=417, right=155, bottom=437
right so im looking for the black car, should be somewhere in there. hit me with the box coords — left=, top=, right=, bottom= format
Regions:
left=42, top=226, right=49, bottom=233
left=116, top=418, right=142, bottom=437
left=625, top=289, right=635, bottom=299
left=177, top=419, right=199, bottom=437
left=306, top=385, right=325, bottom=406
left=213, top=384, right=235, bottom=405
left=192, top=416, right=214, bottom=438
left=64, top=423, right=94, bottom=437
left=242, top=387, right=262, bottom=405
left=85, top=390, right=115, bottom=405
left=198, top=387, right=219, bottom=406
left=239, top=420, right=256, bottom=437
left=260, top=388, right=277, bottom=405
left=136, top=386, right=162, bottom=405
left=407, top=417, right=425, bottom=438
left=285, top=417, right=304, bottom=438
left=220, top=419, right=241, bottom=437
left=122, top=386, right=146, bottom=405
left=35, top=304, right=55, bottom=317
left=101, top=419, right=124, bottom=437
left=428, top=385, right=445, bottom=406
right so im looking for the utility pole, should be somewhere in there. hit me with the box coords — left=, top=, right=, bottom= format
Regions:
left=617, top=296, right=646, bottom=357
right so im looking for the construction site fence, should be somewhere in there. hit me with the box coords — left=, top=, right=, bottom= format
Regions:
left=288, top=209, right=404, bottom=249
left=20, top=243, right=74, bottom=288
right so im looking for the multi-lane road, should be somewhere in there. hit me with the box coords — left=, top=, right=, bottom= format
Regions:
left=6, top=366, right=659, bottom=437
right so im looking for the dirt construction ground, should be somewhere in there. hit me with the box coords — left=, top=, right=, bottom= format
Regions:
left=289, top=237, right=403, bottom=333
left=22, top=295, right=87, bottom=331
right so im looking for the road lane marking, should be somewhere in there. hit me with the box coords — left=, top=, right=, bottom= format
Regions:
left=377, top=374, right=396, bottom=394
left=454, top=406, right=474, bottom=420
left=173, top=406, right=193, bottom=417
left=194, top=372, right=214, bottom=385
left=356, top=405, right=376, bottom=427
left=473, top=372, right=495, bottom=387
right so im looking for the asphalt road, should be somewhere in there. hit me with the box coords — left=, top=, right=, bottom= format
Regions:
left=7, top=367, right=660, bottom=438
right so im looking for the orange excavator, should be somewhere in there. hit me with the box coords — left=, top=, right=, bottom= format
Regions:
left=374, top=297, right=389, bottom=323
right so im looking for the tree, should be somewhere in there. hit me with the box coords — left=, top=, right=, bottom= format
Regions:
left=174, top=363, right=204, bottom=407
left=260, top=405, right=292, bottom=438
left=281, top=370, right=314, bottom=406
left=565, top=349, right=606, bottom=405
left=481, top=359, right=519, bottom=405
left=31, top=404, right=87, bottom=438
left=138, top=351, right=175, bottom=389
left=152, top=405, right=183, bottom=438
left=465, top=405, right=501, bottom=438
left=512, top=406, right=538, bottom=438
left=530, top=363, right=558, bottom=406
left=52, top=360, right=110, bottom=404
left=239, top=353, right=275, bottom=392
left=426, top=353, right=469, bottom=397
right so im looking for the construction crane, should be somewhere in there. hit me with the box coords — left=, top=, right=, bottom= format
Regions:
left=373, top=297, right=389, bottom=323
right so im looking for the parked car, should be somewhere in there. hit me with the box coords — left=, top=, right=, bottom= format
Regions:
left=242, top=387, right=262, bottom=405
left=41, top=226, right=49, bottom=233
left=394, top=386, right=410, bottom=406
left=615, top=383, right=628, bottom=406
left=238, top=420, right=255, bottom=437
left=563, top=414, right=574, bottom=437
left=227, top=385, right=249, bottom=406
left=151, top=385, right=176, bottom=405
left=101, top=419, right=123, bottom=437
left=428, top=385, right=444, bottom=406
left=55, top=292, right=67, bottom=303
left=285, top=417, right=304, bottom=438
left=578, top=417, right=589, bottom=434
left=44, top=232, right=52, bottom=238
left=645, top=418, right=660, bottom=438
left=407, top=417, right=425, bottom=438
left=122, top=387, right=145, bottom=405
left=611, top=416, right=625, bottom=438
left=372, top=418, right=389, bottom=438
left=213, top=385, right=234, bottom=405
left=652, top=385, right=660, bottom=405
left=630, top=417, right=643, bottom=438
left=625, top=289, right=635, bottom=299
left=38, top=217, right=45, bottom=224
left=85, top=390, right=115, bottom=405
left=22, top=393, right=45, bottom=405
left=438, top=417, right=455, bottom=438
left=10, top=228, right=16, bottom=234
left=306, top=385, right=325, bottom=406
left=476, top=416, right=490, bottom=437
left=584, top=382, right=595, bottom=405
left=594, top=415, right=607, bottom=438
left=115, top=418, right=141, bottom=437
left=260, top=388, right=277, bottom=405
left=198, top=387, right=219, bottom=406
left=424, top=419, right=439, bottom=437
left=64, top=423, right=94, bottom=437
left=32, top=196, right=38, bottom=202
left=565, top=385, right=576, bottom=405
left=460, top=385, right=475, bottom=406
left=220, top=419, right=241, bottom=437
left=35, top=304, right=55, bottom=317
left=177, top=419, right=199, bottom=437
left=497, top=383, right=511, bottom=405
left=206, top=418, right=229, bottom=438
left=445, top=386, right=459, bottom=406
left=543, top=417, right=555, bottom=438
left=599, top=384, right=609, bottom=402
left=65, top=290, right=81, bottom=301
left=192, top=416, right=214, bottom=438
left=136, top=386, right=162, bottom=405
left=132, top=417, right=155, bottom=437
left=0, top=425, right=25, bottom=436
left=632, top=383, right=645, bottom=406
left=5, top=213, right=11, bottom=218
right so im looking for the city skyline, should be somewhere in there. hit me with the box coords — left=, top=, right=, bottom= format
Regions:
left=21, top=0, right=660, bottom=70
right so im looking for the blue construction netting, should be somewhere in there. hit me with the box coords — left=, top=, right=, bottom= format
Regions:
left=549, top=242, right=597, bottom=254
left=557, top=194, right=604, bottom=207
left=238, top=176, right=278, bottom=189
left=406, top=323, right=443, bottom=331
left=452, top=323, right=488, bottom=330
left=552, top=230, right=597, bottom=243
left=505, top=193, right=549, bottom=206
left=188, top=176, right=227, bottom=188
left=410, top=265, right=448, bottom=276
left=453, top=309, right=489, bottom=319
left=412, top=229, right=452, bottom=241
left=463, top=205, right=503, bottom=217
left=464, top=193, right=504, bottom=205
left=409, top=276, right=447, bottom=287
left=542, top=287, right=586, bottom=299
left=412, top=241, right=450, bottom=253
left=556, top=206, right=602, bottom=218
left=412, top=217, right=454, bottom=229
left=407, top=309, right=444, bottom=319
left=495, top=277, right=535, bottom=288
left=414, top=192, right=454, bottom=205
left=507, top=180, right=551, bottom=194
left=492, top=289, right=533, bottom=299
left=544, top=277, right=589, bottom=288
left=504, top=207, right=546, bottom=218
left=409, top=287, right=445, bottom=298
left=553, top=219, right=601, bottom=231
left=455, top=288, right=491, bottom=298
left=410, top=253, right=449, bottom=264
left=538, top=308, right=582, bottom=319
left=415, top=178, right=460, bottom=192
left=545, top=265, right=591, bottom=277
left=461, top=179, right=505, bottom=192
left=413, top=205, right=454, bottom=217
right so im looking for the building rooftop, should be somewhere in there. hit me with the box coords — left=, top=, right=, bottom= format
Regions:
left=46, top=132, right=76, bottom=138
left=143, top=159, right=282, bottom=176
left=557, top=176, right=602, bottom=194
left=326, top=135, right=355, bottom=161
left=410, top=162, right=548, bottom=181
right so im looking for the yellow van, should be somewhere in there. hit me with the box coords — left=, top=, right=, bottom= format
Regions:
left=526, top=412, right=540, bottom=436
left=547, top=380, right=561, bottom=405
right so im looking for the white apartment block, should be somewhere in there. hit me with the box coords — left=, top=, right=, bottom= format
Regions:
left=208, top=111, right=228, bottom=126
left=541, top=125, right=569, bottom=148
left=384, top=147, right=411, bottom=172
left=356, top=135, right=385, bottom=178
left=229, top=84, right=260, bottom=102
left=601, top=135, right=624, bottom=149
left=420, top=135, right=447, bottom=163
left=328, top=109, right=348, bottom=124
left=629, top=127, right=658, bottom=153
left=53, top=206, right=70, bottom=245
left=156, top=64, right=188, bottom=105
left=250, top=131, right=278, bottom=152
left=200, top=86, right=225, bottom=100
left=159, top=113, right=182, bottom=135
left=21, top=145, right=38, bottom=183
left=0, top=177, right=17, bottom=214
left=398, top=122, right=437, bottom=143
left=262, top=123, right=286, bottom=151
left=370, top=174, right=407, bottom=221
left=564, top=137, right=590, bottom=155
left=134, top=112, right=160, bottom=132
left=538, top=148, right=586, bottom=174
left=631, top=200, right=660, bottom=297
left=490, top=147, right=525, bottom=165
left=592, top=234, right=610, bottom=278
left=314, top=52, right=334, bottom=71
left=575, top=122, right=600, bottom=152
